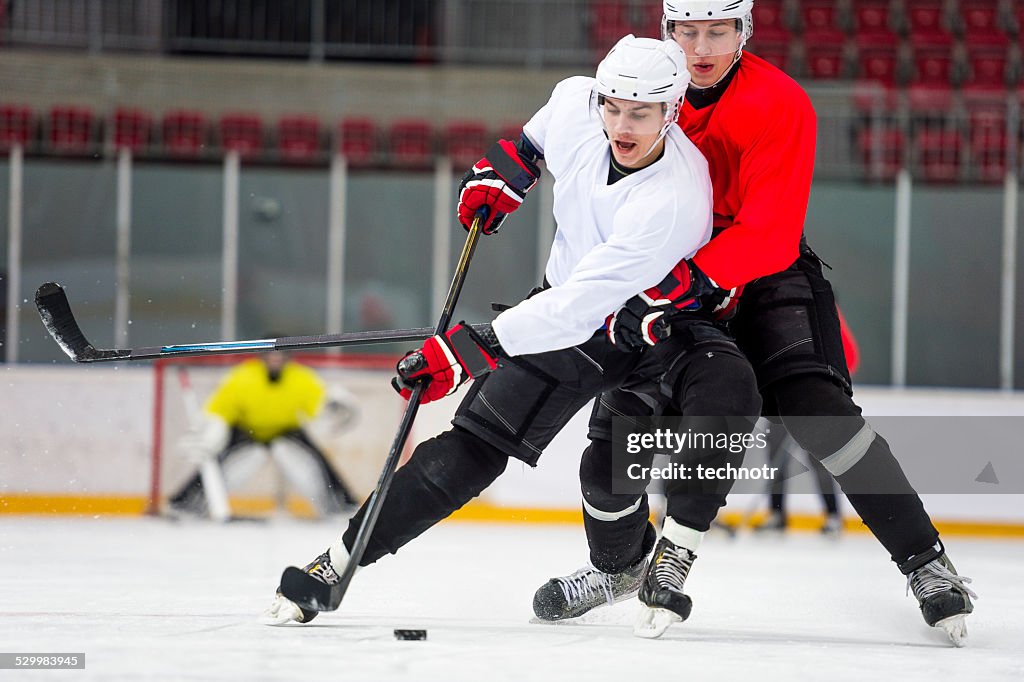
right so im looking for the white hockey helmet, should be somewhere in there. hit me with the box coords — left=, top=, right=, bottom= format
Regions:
left=662, top=1, right=755, bottom=56
left=593, top=35, right=690, bottom=159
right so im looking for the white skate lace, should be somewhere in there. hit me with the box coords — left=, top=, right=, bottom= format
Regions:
left=654, top=545, right=694, bottom=593
left=906, top=559, right=978, bottom=601
left=555, top=566, right=615, bottom=606
left=306, top=553, right=340, bottom=586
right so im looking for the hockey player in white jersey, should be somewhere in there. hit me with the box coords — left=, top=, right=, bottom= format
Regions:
left=266, top=35, right=761, bottom=627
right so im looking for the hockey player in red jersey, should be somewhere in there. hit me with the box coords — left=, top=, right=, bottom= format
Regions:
left=532, top=0, right=975, bottom=644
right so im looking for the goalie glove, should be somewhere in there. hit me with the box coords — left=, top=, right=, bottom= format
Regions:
left=606, top=259, right=733, bottom=351
left=457, top=138, right=541, bottom=235
left=391, top=323, right=503, bottom=404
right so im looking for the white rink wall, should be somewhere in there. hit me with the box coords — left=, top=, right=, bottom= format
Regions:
left=2, top=363, right=1023, bottom=525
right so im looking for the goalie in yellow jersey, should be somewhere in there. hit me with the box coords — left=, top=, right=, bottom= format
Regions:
left=167, top=350, right=358, bottom=520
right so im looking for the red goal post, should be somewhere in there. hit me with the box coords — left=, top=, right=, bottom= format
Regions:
left=148, top=352, right=405, bottom=515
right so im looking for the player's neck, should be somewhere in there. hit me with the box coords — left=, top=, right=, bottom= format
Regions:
left=686, top=59, right=741, bottom=110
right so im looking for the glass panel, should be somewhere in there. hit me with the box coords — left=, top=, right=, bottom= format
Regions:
left=805, top=181, right=897, bottom=385
left=906, top=184, right=1003, bottom=388
left=0, top=161, right=8, bottom=362
left=344, top=171, right=433, bottom=337
left=130, top=162, right=223, bottom=348
left=17, top=160, right=117, bottom=362
left=236, top=166, right=329, bottom=338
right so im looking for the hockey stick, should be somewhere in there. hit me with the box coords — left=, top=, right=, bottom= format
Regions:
left=35, top=281, right=484, bottom=363
left=279, top=212, right=486, bottom=613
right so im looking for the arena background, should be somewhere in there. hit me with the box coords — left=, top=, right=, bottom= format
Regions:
left=2, top=0, right=1023, bottom=533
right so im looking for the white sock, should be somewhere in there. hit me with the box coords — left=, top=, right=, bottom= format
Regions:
left=662, top=517, right=704, bottom=553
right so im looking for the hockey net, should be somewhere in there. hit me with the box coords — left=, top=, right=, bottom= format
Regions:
left=149, top=352, right=406, bottom=515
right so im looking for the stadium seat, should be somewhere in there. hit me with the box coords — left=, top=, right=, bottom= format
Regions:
left=799, top=0, right=845, bottom=35
left=857, top=45, right=901, bottom=86
left=443, top=120, right=489, bottom=168
left=910, top=47, right=955, bottom=86
left=497, top=123, right=524, bottom=144
left=748, top=39, right=793, bottom=73
left=388, top=119, right=433, bottom=167
left=277, top=115, right=322, bottom=162
left=48, top=105, right=95, bottom=154
left=968, top=107, right=1008, bottom=183
left=338, top=117, right=377, bottom=166
left=964, top=46, right=1011, bottom=89
left=162, top=110, right=208, bottom=157
left=908, top=84, right=955, bottom=114
left=853, top=0, right=900, bottom=47
left=0, top=104, right=33, bottom=150
left=804, top=42, right=847, bottom=79
left=590, top=1, right=632, bottom=54
left=751, top=0, right=790, bottom=42
left=857, top=126, right=905, bottom=180
left=219, top=113, right=263, bottom=158
left=959, top=0, right=1010, bottom=45
left=904, top=0, right=954, bottom=47
left=113, top=107, right=152, bottom=152
left=914, top=128, right=963, bottom=182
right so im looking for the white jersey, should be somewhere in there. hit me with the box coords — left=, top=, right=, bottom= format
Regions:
left=491, top=76, right=713, bottom=357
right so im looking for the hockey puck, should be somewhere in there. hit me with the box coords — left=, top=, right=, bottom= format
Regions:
left=393, top=629, right=427, bottom=641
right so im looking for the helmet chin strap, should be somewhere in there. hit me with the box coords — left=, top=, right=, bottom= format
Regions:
left=687, top=51, right=742, bottom=91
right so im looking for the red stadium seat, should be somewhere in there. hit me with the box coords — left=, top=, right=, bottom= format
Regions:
left=162, top=110, right=208, bottom=157
left=908, top=84, right=954, bottom=114
left=910, top=47, right=954, bottom=86
left=799, top=0, right=844, bottom=34
left=48, top=105, right=95, bottom=154
left=857, top=126, right=905, bottom=180
left=497, top=123, right=524, bottom=144
left=277, top=115, right=322, bottom=162
left=748, top=39, right=793, bottom=73
left=388, top=119, right=433, bottom=167
left=338, top=117, right=377, bottom=166
left=804, top=41, right=847, bottom=79
left=914, top=128, right=963, bottom=182
left=590, top=1, right=632, bottom=53
left=959, top=0, right=1010, bottom=45
left=443, top=120, right=489, bottom=168
left=0, top=104, right=33, bottom=150
left=751, top=0, right=790, bottom=42
left=219, top=113, right=263, bottom=158
left=968, top=108, right=1008, bottom=183
left=964, top=46, right=1010, bottom=89
left=113, top=107, right=152, bottom=152
left=904, top=0, right=954, bottom=47
left=853, top=1, right=899, bottom=47
left=857, top=45, right=901, bottom=86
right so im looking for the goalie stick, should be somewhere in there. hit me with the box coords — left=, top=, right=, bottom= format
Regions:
left=278, top=211, right=486, bottom=614
left=35, top=281, right=483, bottom=363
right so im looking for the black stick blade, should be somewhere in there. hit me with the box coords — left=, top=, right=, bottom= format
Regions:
left=279, top=566, right=343, bottom=612
left=34, top=282, right=127, bottom=362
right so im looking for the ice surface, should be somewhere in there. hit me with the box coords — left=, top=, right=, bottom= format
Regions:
left=0, top=517, right=1021, bottom=681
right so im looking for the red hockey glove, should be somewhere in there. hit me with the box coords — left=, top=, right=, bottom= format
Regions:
left=392, top=323, right=502, bottom=404
left=458, top=139, right=540, bottom=235
left=606, top=260, right=732, bottom=351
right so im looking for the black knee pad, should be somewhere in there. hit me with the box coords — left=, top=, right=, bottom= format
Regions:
left=404, top=427, right=509, bottom=508
left=769, top=374, right=864, bottom=457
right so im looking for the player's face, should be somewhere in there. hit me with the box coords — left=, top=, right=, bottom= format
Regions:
left=668, top=19, right=742, bottom=88
left=601, top=97, right=665, bottom=169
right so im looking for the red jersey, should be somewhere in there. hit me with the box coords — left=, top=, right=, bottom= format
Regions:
left=681, top=53, right=817, bottom=290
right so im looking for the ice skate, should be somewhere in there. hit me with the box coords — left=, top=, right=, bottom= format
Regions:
left=820, top=514, right=843, bottom=536
left=904, top=545, right=976, bottom=647
left=532, top=558, right=648, bottom=622
left=263, top=547, right=344, bottom=625
left=634, top=523, right=697, bottom=639
left=752, top=510, right=786, bottom=533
